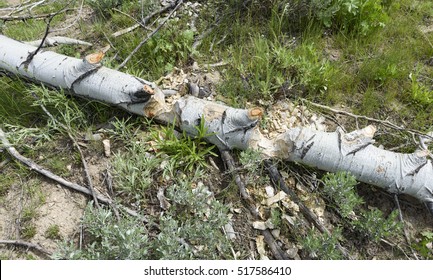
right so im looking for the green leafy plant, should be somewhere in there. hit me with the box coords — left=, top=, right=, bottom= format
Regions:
left=322, top=171, right=402, bottom=243
left=154, top=118, right=217, bottom=171
left=112, top=141, right=161, bottom=200
left=409, top=72, right=433, bottom=106
left=115, top=26, right=195, bottom=79
left=86, top=0, right=122, bottom=17
left=156, top=180, right=233, bottom=259
left=322, top=171, right=363, bottom=218
left=413, top=231, right=433, bottom=259
left=300, top=227, right=344, bottom=260
left=310, top=0, right=389, bottom=36
left=354, top=208, right=401, bottom=242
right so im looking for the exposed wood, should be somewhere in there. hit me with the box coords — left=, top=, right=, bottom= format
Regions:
left=25, top=36, right=92, bottom=47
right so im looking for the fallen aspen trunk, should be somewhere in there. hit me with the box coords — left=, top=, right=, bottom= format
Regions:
left=1, top=35, right=432, bottom=215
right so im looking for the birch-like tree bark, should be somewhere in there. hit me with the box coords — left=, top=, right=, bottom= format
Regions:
left=1, top=35, right=432, bottom=215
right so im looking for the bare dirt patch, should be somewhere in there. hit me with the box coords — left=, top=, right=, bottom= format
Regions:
left=0, top=177, right=87, bottom=258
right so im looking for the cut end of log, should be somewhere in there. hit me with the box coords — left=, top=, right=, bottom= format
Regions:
left=143, top=84, right=155, bottom=95
left=363, top=125, right=377, bottom=138
left=85, top=52, right=105, bottom=64
left=248, top=107, right=264, bottom=120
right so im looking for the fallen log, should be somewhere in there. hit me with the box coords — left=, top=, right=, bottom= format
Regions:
left=0, top=34, right=432, bottom=215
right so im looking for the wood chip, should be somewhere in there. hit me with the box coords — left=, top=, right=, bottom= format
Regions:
left=256, top=235, right=268, bottom=260
left=102, top=139, right=110, bottom=157
left=252, top=221, right=267, bottom=230
left=266, top=191, right=287, bottom=206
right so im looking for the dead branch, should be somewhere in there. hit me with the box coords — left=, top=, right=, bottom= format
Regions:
left=0, top=239, right=51, bottom=257
left=6, top=0, right=47, bottom=16
left=264, top=160, right=351, bottom=259
left=111, top=1, right=178, bottom=38
left=302, top=98, right=433, bottom=142
left=0, top=158, right=10, bottom=169
left=220, top=150, right=289, bottom=260
left=25, top=36, right=92, bottom=47
left=0, top=9, right=75, bottom=21
left=393, top=194, right=419, bottom=259
left=49, top=0, right=84, bottom=33
left=20, top=14, right=55, bottom=68
left=0, top=127, right=145, bottom=221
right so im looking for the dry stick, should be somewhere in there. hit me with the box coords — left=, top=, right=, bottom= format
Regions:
left=0, top=158, right=10, bottom=169
left=116, top=0, right=183, bottom=70
left=0, top=9, right=75, bottom=21
left=0, top=127, right=145, bottom=221
left=39, top=104, right=100, bottom=209
left=220, top=150, right=288, bottom=260
left=394, top=195, right=419, bottom=260
left=302, top=98, right=433, bottom=141
left=0, top=239, right=51, bottom=257
left=7, top=0, right=46, bottom=16
left=50, top=0, right=84, bottom=33
left=112, top=1, right=176, bottom=37
left=264, top=160, right=351, bottom=260
left=20, top=14, right=54, bottom=68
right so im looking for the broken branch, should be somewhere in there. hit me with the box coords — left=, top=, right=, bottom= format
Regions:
left=0, top=239, right=51, bottom=257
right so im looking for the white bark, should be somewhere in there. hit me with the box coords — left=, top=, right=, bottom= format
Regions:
left=25, top=36, right=92, bottom=47
left=1, top=35, right=432, bottom=214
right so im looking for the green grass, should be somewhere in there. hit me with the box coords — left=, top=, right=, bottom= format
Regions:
left=45, top=224, right=61, bottom=240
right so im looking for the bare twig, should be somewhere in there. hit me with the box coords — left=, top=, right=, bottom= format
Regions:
left=265, top=160, right=351, bottom=259
left=7, top=0, right=46, bottom=16
left=25, top=36, right=92, bottom=47
left=0, top=9, right=75, bottom=21
left=20, top=14, right=55, bottom=68
left=302, top=98, right=433, bottom=142
left=0, top=127, right=146, bottom=221
left=111, top=1, right=176, bottom=38
left=0, top=158, right=10, bottom=169
left=220, top=150, right=289, bottom=260
left=0, top=239, right=51, bottom=257
left=116, top=0, right=183, bottom=70
left=50, top=0, right=85, bottom=33
left=394, top=194, right=419, bottom=260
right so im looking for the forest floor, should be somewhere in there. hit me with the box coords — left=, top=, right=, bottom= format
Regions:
left=0, top=0, right=432, bottom=260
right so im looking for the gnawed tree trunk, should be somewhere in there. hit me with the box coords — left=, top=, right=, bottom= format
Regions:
left=1, top=35, right=432, bottom=215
